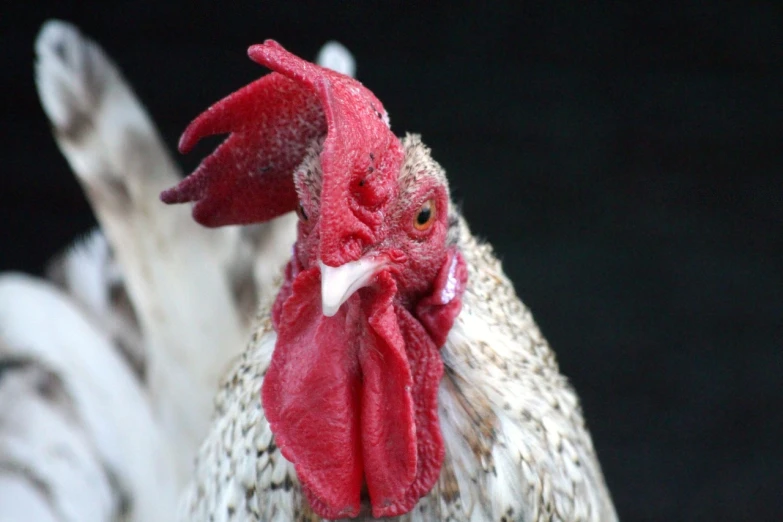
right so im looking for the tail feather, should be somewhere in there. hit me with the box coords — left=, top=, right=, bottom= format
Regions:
left=0, top=355, right=117, bottom=522
left=0, top=275, right=178, bottom=522
left=315, top=40, right=356, bottom=78
left=35, top=19, right=247, bottom=488
left=46, top=229, right=145, bottom=379
left=36, top=20, right=179, bottom=194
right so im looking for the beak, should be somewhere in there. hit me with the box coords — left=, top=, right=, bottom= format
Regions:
left=319, top=257, right=387, bottom=317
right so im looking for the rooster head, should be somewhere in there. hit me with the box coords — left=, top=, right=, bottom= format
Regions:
left=161, top=41, right=468, bottom=518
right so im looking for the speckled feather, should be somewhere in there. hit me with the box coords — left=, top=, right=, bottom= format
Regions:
left=180, top=136, right=617, bottom=522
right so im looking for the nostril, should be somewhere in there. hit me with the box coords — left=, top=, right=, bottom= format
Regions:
left=341, top=237, right=363, bottom=261
left=319, top=235, right=365, bottom=266
left=387, top=249, right=407, bottom=264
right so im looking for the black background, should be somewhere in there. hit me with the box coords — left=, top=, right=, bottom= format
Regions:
left=3, top=2, right=782, bottom=520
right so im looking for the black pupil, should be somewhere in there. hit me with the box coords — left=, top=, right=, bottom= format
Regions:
left=416, top=205, right=431, bottom=225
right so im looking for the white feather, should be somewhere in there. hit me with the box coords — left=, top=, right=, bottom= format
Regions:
left=0, top=274, right=178, bottom=521
left=35, top=19, right=251, bottom=486
left=47, top=228, right=145, bottom=376
left=53, top=229, right=113, bottom=315
left=0, top=363, right=114, bottom=522
left=0, top=476, right=60, bottom=522
left=315, top=41, right=356, bottom=78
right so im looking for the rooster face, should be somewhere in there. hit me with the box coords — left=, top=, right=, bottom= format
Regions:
left=267, top=134, right=463, bottom=520
left=162, top=41, right=468, bottom=519
left=291, top=136, right=453, bottom=315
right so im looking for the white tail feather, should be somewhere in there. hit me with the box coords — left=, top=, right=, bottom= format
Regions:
left=316, top=41, right=357, bottom=78
left=35, top=19, right=248, bottom=487
left=0, top=358, right=116, bottom=522
left=0, top=275, right=178, bottom=521
left=46, top=229, right=145, bottom=378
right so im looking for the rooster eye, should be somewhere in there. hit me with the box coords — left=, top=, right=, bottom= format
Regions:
left=296, top=203, right=308, bottom=222
left=413, top=199, right=436, bottom=231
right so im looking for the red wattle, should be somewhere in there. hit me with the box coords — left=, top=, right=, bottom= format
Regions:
left=262, top=267, right=364, bottom=518
left=262, top=262, right=462, bottom=519
left=360, top=272, right=418, bottom=511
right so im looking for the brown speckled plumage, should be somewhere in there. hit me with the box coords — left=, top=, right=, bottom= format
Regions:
left=180, top=136, right=617, bottom=522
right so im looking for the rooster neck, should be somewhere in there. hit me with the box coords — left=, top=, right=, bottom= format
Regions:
left=429, top=214, right=618, bottom=521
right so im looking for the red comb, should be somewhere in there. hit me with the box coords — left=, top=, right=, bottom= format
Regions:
left=160, top=71, right=321, bottom=226
left=161, top=40, right=401, bottom=237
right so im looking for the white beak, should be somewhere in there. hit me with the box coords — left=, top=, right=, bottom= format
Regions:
left=319, top=258, right=386, bottom=317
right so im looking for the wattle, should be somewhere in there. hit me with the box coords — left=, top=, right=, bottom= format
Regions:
left=261, top=265, right=445, bottom=519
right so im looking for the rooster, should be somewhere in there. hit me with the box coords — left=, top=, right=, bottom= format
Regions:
left=164, top=41, right=618, bottom=521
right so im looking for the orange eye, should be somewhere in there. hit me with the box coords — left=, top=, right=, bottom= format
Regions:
left=413, top=199, right=436, bottom=231
left=296, top=203, right=308, bottom=222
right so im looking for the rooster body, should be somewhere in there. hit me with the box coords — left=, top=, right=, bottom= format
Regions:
left=177, top=133, right=617, bottom=521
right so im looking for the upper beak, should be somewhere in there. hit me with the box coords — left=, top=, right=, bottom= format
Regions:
left=319, top=257, right=387, bottom=317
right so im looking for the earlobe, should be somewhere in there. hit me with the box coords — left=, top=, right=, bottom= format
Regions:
left=414, top=249, right=468, bottom=347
